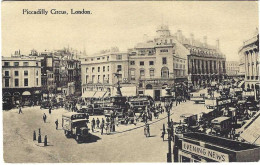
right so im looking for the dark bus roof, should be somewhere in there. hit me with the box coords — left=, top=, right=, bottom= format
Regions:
left=182, top=133, right=260, bottom=151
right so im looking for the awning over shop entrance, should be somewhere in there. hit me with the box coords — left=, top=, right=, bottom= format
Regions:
left=238, top=81, right=245, bottom=88
left=34, top=90, right=41, bottom=94
left=82, top=91, right=96, bottom=98
left=103, top=91, right=111, bottom=98
left=93, top=91, right=106, bottom=98
left=22, top=91, right=31, bottom=96
left=3, top=92, right=11, bottom=96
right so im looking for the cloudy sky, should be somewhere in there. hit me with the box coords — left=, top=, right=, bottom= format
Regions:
left=2, top=1, right=259, bottom=61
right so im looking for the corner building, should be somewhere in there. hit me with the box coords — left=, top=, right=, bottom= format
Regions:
left=238, top=30, right=259, bottom=99
left=81, top=50, right=129, bottom=97
left=128, top=25, right=189, bottom=100
left=2, top=56, right=42, bottom=106
left=173, top=31, right=226, bottom=87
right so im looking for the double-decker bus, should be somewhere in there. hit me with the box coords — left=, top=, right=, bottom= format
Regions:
left=103, top=96, right=128, bottom=119
left=128, top=95, right=154, bottom=113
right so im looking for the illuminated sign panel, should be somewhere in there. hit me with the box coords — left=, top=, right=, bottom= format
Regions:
left=182, top=141, right=229, bottom=162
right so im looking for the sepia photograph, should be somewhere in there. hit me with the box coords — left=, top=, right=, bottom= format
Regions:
left=1, top=1, right=260, bottom=163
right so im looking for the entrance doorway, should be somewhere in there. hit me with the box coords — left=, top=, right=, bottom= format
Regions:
left=154, top=90, right=161, bottom=101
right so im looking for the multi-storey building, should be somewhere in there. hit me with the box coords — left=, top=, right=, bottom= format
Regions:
left=81, top=25, right=189, bottom=100
left=226, top=61, right=240, bottom=77
left=238, top=30, right=259, bottom=99
left=39, top=49, right=82, bottom=96
left=128, top=25, right=189, bottom=100
left=81, top=25, right=226, bottom=99
left=2, top=56, right=42, bottom=105
left=174, top=31, right=226, bottom=87
left=81, top=48, right=129, bottom=97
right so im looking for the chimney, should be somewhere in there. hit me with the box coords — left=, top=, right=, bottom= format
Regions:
left=190, top=33, right=194, bottom=45
left=216, top=39, right=220, bottom=49
left=203, top=36, right=207, bottom=47
left=177, top=30, right=182, bottom=42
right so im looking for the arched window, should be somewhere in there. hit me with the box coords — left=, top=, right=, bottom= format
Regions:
left=146, top=84, right=153, bottom=89
left=161, top=67, right=169, bottom=78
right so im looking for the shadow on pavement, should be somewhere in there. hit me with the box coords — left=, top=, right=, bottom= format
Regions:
left=148, top=135, right=157, bottom=138
left=80, top=134, right=101, bottom=144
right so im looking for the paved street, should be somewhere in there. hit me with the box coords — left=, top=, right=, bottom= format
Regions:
left=3, top=100, right=208, bottom=163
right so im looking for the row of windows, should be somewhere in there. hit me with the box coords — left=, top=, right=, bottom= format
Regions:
left=130, top=68, right=170, bottom=79
left=4, top=61, right=38, bottom=66
left=4, top=78, right=38, bottom=87
left=85, top=74, right=110, bottom=83
left=130, top=69, right=155, bottom=80
left=4, top=70, right=33, bottom=76
left=174, top=63, right=185, bottom=69
left=130, top=58, right=167, bottom=66
left=88, top=56, right=109, bottom=62
left=175, top=59, right=185, bottom=63
left=86, top=66, right=110, bottom=73
left=87, top=55, right=123, bottom=62
left=130, top=61, right=154, bottom=66
left=86, top=65, right=124, bottom=73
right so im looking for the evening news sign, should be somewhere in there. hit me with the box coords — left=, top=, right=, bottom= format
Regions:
left=182, top=142, right=229, bottom=162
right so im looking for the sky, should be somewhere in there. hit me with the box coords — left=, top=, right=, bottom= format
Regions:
left=2, top=1, right=259, bottom=61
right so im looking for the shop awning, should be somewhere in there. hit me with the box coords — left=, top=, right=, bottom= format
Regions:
left=3, top=92, right=11, bottom=96
left=238, top=81, right=245, bottom=88
left=22, top=91, right=31, bottom=96
left=34, top=90, right=41, bottom=94
left=81, top=91, right=96, bottom=98
left=103, top=91, right=111, bottom=98
left=93, top=91, right=106, bottom=98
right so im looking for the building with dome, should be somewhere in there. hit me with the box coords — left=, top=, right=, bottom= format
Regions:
left=81, top=25, right=226, bottom=99
left=127, top=24, right=189, bottom=100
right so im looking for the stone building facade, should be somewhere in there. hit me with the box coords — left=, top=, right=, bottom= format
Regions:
left=2, top=56, right=42, bottom=106
left=238, top=30, right=259, bottom=99
left=226, top=61, right=240, bottom=77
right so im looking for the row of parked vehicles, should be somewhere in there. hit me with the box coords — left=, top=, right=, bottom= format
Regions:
left=61, top=95, right=154, bottom=142
left=77, top=95, right=154, bottom=115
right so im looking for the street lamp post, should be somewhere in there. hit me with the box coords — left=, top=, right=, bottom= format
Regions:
left=166, top=101, right=172, bottom=163
left=164, top=87, right=173, bottom=163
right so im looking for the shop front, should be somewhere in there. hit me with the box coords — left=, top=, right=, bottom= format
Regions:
left=174, top=132, right=260, bottom=162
